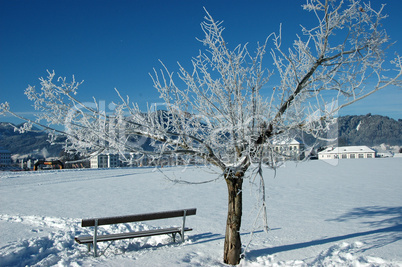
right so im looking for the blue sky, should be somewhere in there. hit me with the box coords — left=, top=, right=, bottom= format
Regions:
left=1, top=0, right=401, bottom=124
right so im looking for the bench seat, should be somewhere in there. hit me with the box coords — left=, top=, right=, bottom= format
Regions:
left=75, top=227, right=193, bottom=244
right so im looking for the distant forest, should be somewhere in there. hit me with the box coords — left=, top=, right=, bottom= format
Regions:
left=1, top=114, right=401, bottom=158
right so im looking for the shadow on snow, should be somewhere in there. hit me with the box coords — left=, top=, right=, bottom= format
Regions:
left=247, top=206, right=402, bottom=259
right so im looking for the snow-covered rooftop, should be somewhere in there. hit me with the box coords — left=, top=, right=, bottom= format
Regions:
left=319, top=146, right=375, bottom=154
left=272, top=138, right=302, bottom=145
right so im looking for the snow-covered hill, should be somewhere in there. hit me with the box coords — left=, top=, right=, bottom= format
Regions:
left=1, top=158, right=401, bottom=266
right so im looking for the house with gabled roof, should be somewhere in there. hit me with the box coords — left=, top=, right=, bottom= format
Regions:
left=272, top=138, right=305, bottom=161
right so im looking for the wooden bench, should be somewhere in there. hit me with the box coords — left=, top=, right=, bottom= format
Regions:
left=74, top=208, right=196, bottom=257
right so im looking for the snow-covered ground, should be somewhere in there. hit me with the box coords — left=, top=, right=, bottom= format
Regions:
left=0, top=158, right=401, bottom=266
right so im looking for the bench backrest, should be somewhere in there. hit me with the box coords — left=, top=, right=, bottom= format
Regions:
left=81, top=208, right=197, bottom=227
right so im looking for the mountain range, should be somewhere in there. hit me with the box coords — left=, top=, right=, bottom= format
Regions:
left=1, top=114, right=401, bottom=158
left=0, top=123, right=64, bottom=159
left=337, top=114, right=402, bottom=146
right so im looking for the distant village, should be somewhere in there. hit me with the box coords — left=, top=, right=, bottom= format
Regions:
left=1, top=140, right=401, bottom=171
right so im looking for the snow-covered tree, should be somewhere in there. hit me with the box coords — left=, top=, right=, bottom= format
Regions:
left=1, top=1, right=401, bottom=264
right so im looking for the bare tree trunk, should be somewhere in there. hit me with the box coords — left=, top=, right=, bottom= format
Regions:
left=223, top=174, right=243, bottom=265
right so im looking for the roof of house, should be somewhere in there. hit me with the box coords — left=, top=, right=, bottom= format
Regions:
left=273, top=138, right=302, bottom=145
left=319, top=146, right=375, bottom=154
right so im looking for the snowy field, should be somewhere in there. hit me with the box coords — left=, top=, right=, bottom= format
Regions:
left=0, top=158, right=401, bottom=266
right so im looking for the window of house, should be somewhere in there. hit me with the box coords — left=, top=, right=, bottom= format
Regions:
left=342, top=154, right=347, bottom=159
left=367, top=154, right=372, bottom=158
left=350, top=154, right=355, bottom=158
left=358, top=154, right=364, bottom=158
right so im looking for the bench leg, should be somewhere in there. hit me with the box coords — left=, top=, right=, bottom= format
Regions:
left=93, top=219, right=98, bottom=257
left=181, top=210, right=187, bottom=242
left=87, top=244, right=91, bottom=252
left=99, top=240, right=115, bottom=256
left=172, top=233, right=176, bottom=243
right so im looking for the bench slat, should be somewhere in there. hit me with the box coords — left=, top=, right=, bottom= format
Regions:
left=81, top=208, right=196, bottom=227
left=75, top=227, right=193, bottom=244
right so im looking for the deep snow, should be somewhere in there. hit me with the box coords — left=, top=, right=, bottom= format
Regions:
left=0, top=158, right=401, bottom=266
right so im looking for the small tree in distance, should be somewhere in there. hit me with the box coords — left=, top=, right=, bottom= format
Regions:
left=1, top=0, right=401, bottom=265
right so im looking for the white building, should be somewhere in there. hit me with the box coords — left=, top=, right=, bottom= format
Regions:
left=0, top=147, right=12, bottom=167
left=272, top=138, right=305, bottom=161
left=318, top=146, right=375, bottom=160
left=90, top=153, right=120, bottom=168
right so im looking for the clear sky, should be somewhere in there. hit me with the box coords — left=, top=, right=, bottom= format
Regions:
left=1, top=0, right=401, bottom=124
